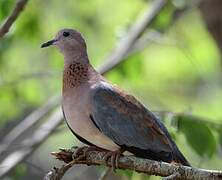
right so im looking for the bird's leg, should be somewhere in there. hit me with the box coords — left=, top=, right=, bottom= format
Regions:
left=102, top=148, right=125, bottom=172
left=72, top=146, right=87, bottom=159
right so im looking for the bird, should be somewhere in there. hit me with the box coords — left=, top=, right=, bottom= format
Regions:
left=41, top=28, right=190, bottom=168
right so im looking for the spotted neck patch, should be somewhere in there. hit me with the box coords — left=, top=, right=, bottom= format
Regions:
left=63, top=62, right=89, bottom=88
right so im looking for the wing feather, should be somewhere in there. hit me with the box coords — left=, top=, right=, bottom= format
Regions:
left=90, top=83, right=173, bottom=153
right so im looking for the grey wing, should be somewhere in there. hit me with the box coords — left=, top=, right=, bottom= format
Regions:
left=90, top=84, right=173, bottom=153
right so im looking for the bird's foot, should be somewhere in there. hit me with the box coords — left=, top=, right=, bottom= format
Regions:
left=170, top=160, right=181, bottom=166
left=51, top=148, right=73, bottom=163
left=72, top=146, right=101, bottom=161
left=103, top=149, right=124, bottom=172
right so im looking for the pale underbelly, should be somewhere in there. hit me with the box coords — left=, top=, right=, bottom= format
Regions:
left=64, top=107, right=120, bottom=151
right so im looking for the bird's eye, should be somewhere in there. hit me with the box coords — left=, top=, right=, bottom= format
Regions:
left=63, top=32, right=70, bottom=37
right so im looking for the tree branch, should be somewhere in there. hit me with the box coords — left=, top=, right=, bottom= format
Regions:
left=44, top=148, right=222, bottom=180
left=0, top=108, right=63, bottom=178
left=0, top=71, right=60, bottom=87
left=0, top=95, right=60, bottom=157
left=199, top=0, right=222, bottom=68
left=0, top=0, right=29, bottom=38
left=98, top=0, right=167, bottom=74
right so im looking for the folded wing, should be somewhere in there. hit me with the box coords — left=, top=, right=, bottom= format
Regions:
left=90, top=83, right=176, bottom=160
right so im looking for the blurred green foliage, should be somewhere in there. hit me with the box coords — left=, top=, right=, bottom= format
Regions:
left=0, top=0, right=222, bottom=179
left=12, top=164, right=27, bottom=180
left=178, top=115, right=217, bottom=158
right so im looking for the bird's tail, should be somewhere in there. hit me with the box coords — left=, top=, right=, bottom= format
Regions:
left=173, top=146, right=191, bottom=166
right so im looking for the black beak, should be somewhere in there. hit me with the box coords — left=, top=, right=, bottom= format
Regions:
left=41, top=39, right=57, bottom=48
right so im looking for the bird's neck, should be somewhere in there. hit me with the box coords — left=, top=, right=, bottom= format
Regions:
left=63, top=54, right=96, bottom=91
left=64, top=50, right=89, bottom=65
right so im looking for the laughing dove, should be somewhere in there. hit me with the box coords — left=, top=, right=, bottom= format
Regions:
left=41, top=29, right=190, bottom=167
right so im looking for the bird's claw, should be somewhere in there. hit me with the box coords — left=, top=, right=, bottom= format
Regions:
left=102, top=149, right=123, bottom=172
left=51, top=148, right=73, bottom=163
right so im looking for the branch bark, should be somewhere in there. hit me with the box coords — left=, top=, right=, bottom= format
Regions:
left=44, top=148, right=222, bottom=180
left=0, top=0, right=29, bottom=38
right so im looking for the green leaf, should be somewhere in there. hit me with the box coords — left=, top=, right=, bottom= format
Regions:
left=106, top=53, right=145, bottom=87
left=12, top=164, right=27, bottom=180
left=0, top=0, right=14, bottom=21
left=150, top=2, right=174, bottom=31
left=177, top=115, right=217, bottom=158
left=218, top=131, right=222, bottom=149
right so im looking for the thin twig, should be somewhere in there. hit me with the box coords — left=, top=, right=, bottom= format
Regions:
left=0, top=71, right=60, bottom=87
left=0, top=108, right=63, bottom=178
left=0, top=95, right=60, bottom=156
left=98, top=0, right=167, bottom=74
left=0, top=0, right=29, bottom=38
left=44, top=148, right=222, bottom=180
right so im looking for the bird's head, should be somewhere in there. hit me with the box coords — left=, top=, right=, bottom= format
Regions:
left=41, top=29, right=87, bottom=56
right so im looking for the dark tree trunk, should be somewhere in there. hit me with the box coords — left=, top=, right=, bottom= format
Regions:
left=199, top=0, right=222, bottom=68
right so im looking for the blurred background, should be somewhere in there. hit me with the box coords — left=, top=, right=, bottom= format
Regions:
left=0, top=0, right=222, bottom=179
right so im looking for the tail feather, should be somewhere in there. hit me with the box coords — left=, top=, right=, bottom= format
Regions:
left=173, top=147, right=191, bottom=166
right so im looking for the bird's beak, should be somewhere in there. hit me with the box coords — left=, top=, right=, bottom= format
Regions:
left=41, top=39, right=58, bottom=48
